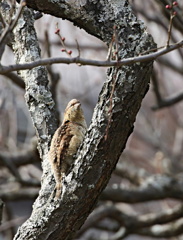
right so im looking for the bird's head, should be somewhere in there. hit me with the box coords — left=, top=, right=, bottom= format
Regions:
left=63, top=99, right=86, bottom=125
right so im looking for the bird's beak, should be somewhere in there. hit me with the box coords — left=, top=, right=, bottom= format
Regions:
left=75, top=102, right=81, bottom=109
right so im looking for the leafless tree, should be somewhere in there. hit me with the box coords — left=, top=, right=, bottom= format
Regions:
left=0, top=0, right=183, bottom=240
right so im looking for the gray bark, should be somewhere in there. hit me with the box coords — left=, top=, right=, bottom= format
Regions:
left=8, top=0, right=156, bottom=239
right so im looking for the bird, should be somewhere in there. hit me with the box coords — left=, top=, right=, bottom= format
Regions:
left=49, top=99, right=87, bottom=199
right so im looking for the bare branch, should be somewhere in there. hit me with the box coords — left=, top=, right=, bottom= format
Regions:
left=114, top=163, right=142, bottom=186
left=138, top=218, right=183, bottom=238
left=0, top=199, right=3, bottom=225
left=2, top=72, right=25, bottom=88
left=79, top=204, right=183, bottom=239
left=0, top=153, right=40, bottom=187
left=152, top=91, right=183, bottom=110
left=0, top=40, right=182, bottom=74
left=0, top=216, right=27, bottom=232
left=0, top=188, right=39, bottom=201
left=157, top=57, right=183, bottom=75
left=151, top=70, right=163, bottom=105
left=101, top=175, right=183, bottom=202
left=0, top=138, right=39, bottom=167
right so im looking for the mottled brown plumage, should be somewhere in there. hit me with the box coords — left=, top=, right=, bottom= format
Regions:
left=49, top=99, right=87, bottom=198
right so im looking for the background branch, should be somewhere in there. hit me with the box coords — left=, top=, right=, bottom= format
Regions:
left=101, top=175, right=183, bottom=202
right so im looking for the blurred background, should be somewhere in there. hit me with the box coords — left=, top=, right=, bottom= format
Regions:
left=0, top=0, right=183, bottom=239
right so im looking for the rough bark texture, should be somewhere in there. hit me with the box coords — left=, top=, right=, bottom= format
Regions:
left=11, top=8, right=58, bottom=160
left=10, top=0, right=156, bottom=240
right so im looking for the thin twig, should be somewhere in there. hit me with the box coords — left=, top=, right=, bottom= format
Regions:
left=167, top=14, right=175, bottom=47
left=44, top=30, right=60, bottom=119
left=113, top=25, right=119, bottom=61
left=134, top=4, right=183, bottom=59
left=151, top=70, right=162, bottom=105
left=106, top=25, right=118, bottom=60
left=55, top=23, right=72, bottom=57
left=75, top=39, right=81, bottom=58
left=104, top=26, right=120, bottom=140
left=104, top=68, right=118, bottom=141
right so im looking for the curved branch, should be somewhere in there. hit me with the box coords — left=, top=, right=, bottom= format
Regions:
left=79, top=204, right=183, bottom=239
left=152, top=91, right=183, bottom=110
left=138, top=218, right=183, bottom=238
left=0, top=140, right=39, bottom=167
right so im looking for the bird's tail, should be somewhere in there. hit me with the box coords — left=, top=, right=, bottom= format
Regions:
left=55, top=181, right=62, bottom=199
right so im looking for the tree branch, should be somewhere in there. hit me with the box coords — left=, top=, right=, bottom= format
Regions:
left=137, top=218, right=183, bottom=238
left=0, top=188, right=39, bottom=201
left=0, top=41, right=183, bottom=74
left=79, top=204, right=183, bottom=239
left=152, top=91, right=183, bottom=110
left=101, top=175, right=183, bottom=202
left=0, top=140, right=39, bottom=167
left=0, top=199, right=3, bottom=225
left=2, top=72, right=25, bottom=88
